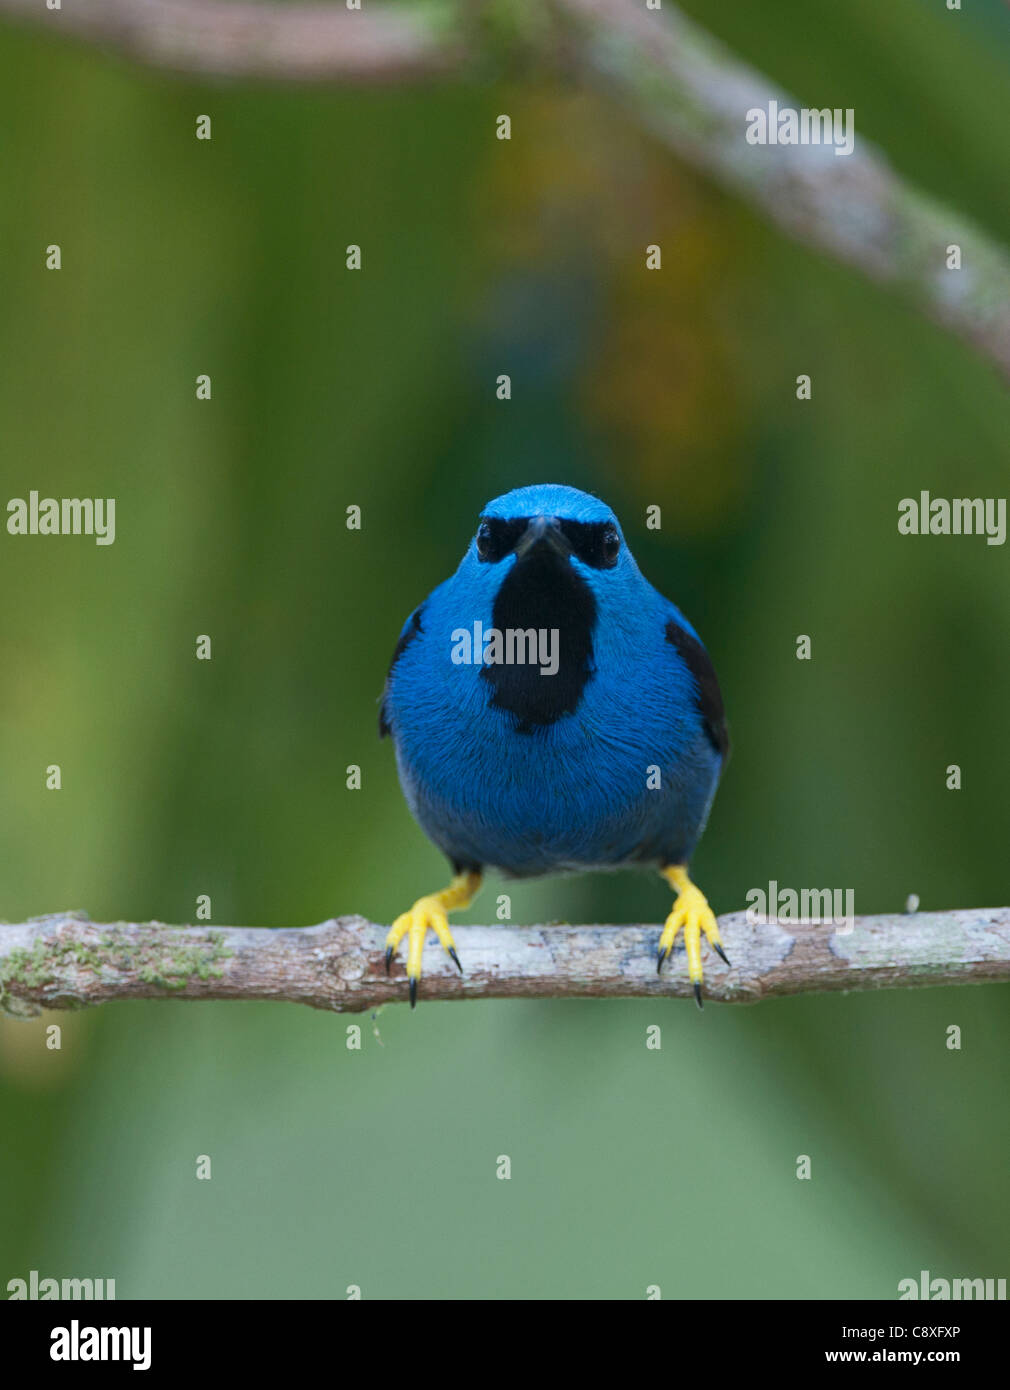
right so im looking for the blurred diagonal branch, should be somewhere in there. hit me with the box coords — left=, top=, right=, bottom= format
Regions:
left=3, top=0, right=1010, bottom=381
left=1, top=908, right=1007, bottom=1017
left=558, top=0, right=1010, bottom=382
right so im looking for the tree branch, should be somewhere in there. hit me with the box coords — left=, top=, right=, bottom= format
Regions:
left=554, top=0, right=1010, bottom=383
left=1, top=907, right=1007, bottom=1017
left=3, top=0, right=1010, bottom=382
left=0, top=0, right=467, bottom=82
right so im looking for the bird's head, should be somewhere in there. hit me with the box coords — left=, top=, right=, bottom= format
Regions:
left=450, top=485, right=642, bottom=729
left=467, top=483, right=630, bottom=588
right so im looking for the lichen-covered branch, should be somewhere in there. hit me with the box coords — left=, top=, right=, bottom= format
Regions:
left=1, top=907, right=1007, bottom=1017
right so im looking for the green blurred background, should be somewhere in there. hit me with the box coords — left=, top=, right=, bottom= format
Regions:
left=1, top=0, right=1008, bottom=1299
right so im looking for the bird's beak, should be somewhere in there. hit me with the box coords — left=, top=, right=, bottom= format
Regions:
left=515, top=515, right=572, bottom=560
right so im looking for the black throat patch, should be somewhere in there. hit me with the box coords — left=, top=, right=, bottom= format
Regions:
left=481, top=543, right=597, bottom=731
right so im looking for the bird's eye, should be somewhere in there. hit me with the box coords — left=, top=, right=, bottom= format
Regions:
left=476, top=518, right=525, bottom=562
left=601, top=523, right=620, bottom=566
left=476, top=516, right=531, bottom=562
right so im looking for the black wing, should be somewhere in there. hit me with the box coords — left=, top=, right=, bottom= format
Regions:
left=378, top=606, right=424, bottom=738
left=664, top=618, right=729, bottom=758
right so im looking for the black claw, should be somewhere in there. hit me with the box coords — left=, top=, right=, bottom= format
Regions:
left=409, top=977, right=418, bottom=1009
left=712, top=942, right=731, bottom=967
left=384, top=946, right=394, bottom=975
left=693, top=982, right=703, bottom=1010
left=656, top=947, right=668, bottom=975
left=448, top=946, right=463, bottom=974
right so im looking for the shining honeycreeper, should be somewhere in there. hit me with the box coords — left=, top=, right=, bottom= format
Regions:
left=379, top=483, right=729, bottom=1007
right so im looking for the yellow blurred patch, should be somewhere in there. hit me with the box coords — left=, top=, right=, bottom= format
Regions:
left=0, top=1009, right=89, bottom=1088
left=468, top=84, right=752, bottom=532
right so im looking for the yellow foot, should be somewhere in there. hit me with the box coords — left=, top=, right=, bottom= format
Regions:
left=656, top=865, right=730, bottom=1010
left=384, top=870, right=482, bottom=1008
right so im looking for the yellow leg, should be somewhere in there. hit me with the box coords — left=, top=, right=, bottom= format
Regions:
left=656, top=865, right=730, bottom=1009
left=384, top=870, right=482, bottom=1008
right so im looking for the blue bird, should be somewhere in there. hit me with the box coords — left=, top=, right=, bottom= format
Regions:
left=379, top=483, right=729, bottom=1007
